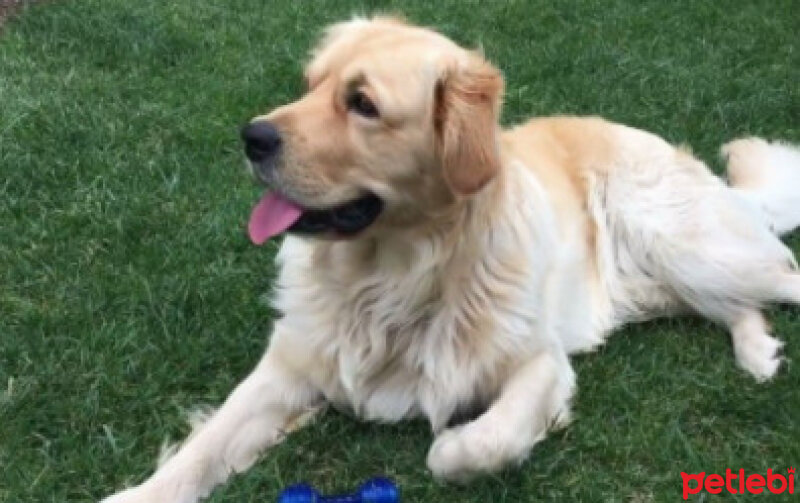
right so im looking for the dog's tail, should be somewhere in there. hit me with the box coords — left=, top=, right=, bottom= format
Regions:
left=723, top=137, right=800, bottom=237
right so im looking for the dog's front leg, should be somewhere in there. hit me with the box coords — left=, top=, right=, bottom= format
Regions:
left=427, top=349, right=575, bottom=482
left=101, top=343, right=323, bottom=503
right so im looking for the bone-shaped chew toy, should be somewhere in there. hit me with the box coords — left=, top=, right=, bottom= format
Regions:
left=277, top=477, right=399, bottom=503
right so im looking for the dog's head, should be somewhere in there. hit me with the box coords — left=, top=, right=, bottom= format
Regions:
left=244, top=17, right=504, bottom=243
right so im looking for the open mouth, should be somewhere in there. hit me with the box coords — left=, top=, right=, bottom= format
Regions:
left=248, top=191, right=383, bottom=244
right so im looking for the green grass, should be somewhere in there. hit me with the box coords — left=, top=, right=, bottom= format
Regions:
left=1, top=1, right=798, bottom=501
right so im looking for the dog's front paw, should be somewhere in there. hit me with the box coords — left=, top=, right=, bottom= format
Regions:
left=427, top=423, right=525, bottom=483
left=427, top=428, right=472, bottom=482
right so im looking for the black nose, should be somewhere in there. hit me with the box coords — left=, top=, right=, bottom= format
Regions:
left=241, top=121, right=282, bottom=163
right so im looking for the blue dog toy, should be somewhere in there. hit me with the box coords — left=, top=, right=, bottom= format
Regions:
left=278, top=477, right=399, bottom=503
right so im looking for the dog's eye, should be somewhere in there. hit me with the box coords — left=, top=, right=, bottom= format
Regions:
left=346, top=90, right=379, bottom=118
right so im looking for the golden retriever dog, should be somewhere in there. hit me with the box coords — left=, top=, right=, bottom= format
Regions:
left=103, top=17, right=800, bottom=503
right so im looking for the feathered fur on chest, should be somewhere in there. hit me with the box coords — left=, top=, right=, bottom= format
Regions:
left=269, top=170, right=557, bottom=429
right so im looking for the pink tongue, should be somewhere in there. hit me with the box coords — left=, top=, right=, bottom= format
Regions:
left=248, top=192, right=303, bottom=245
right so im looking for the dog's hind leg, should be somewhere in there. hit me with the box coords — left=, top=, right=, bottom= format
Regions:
left=657, top=252, right=790, bottom=381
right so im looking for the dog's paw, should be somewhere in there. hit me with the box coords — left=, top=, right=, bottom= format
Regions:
left=427, top=427, right=477, bottom=482
left=734, top=332, right=784, bottom=382
left=427, top=423, right=524, bottom=483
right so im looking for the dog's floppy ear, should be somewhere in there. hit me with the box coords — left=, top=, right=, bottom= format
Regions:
left=436, top=53, right=504, bottom=195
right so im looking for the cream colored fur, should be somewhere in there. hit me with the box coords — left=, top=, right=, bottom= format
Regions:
left=102, top=18, right=800, bottom=503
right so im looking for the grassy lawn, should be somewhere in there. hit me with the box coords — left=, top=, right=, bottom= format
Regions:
left=1, top=0, right=798, bottom=501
